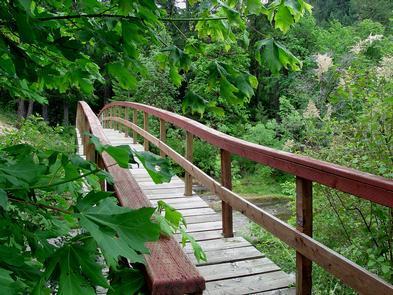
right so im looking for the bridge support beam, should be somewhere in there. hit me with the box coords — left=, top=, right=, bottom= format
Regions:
left=221, top=149, right=233, bottom=238
left=296, top=177, right=313, bottom=295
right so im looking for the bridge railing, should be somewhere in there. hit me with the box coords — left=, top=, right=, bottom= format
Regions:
left=76, top=101, right=206, bottom=294
left=98, top=101, right=393, bottom=295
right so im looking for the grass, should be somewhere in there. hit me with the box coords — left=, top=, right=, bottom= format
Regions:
left=233, top=171, right=288, bottom=198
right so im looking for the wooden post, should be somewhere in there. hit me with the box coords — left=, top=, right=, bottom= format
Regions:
left=221, top=149, right=233, bottom=238
left=109, top=108, right=112, bottom=129
left=159, top=119, right=166, bottom=157
left=143, top=111, right=149, bottom=151
left=296, top=176, right=313, bottom=295
left=124, top=107, right=128, bottom=137
left=184, top=132, right=193, bottom=196
left=133, top=109, right=137, bottom=143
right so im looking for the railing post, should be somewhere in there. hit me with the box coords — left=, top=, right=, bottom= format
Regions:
left=143, top=111, right=149, bottom=151
left=132, top=109, right=137, bottom=143
left=220, top=149, right=233, bottom=238
left=159, top=119, right=166, bottom=157
left=296, top=176, right=313, bottom=295
left=109, top=108, right=112, bottom=129
left=124, top=107, right=128, bottom=137
left=184, top=131, right=193, bottom=196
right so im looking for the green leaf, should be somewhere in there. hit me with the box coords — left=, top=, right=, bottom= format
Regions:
left=107, top=62, right=137, bottom=90
left=182, top=91, right=208, bottom=115
left=0, top=189, right=7, bottom=210
left=134, top=151, right=173, bottom=184
left=0, top=268, right=17, bottom=295
left=255, top=38, right=301, bottom=74
left=179, top=229, right=207, bottom=263
left=246, top=0, right=264, bottom=14
left=108, top=268, right=145, bottom=295
left=274, top=5, right=294, bottom=33
left=106, top=145, right=132, bottom=168
left=76, top=191, right=113, bottom=212
left=77, top=199, right=160, bottom=267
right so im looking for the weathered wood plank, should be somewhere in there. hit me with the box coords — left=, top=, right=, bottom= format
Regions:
left=177, top=207, right=217, bottom=217
left=185, top=221, right=222, bottom=233
left=188, top=246, right=264, bottom=266
left=174, top=230, right=223, bottom=242
left=197, top=257, right=280, bottom=281
left=205, top=271, right=294, bottom=295
left=183, top=237, right=249, bottom=253
left=185, top=214, right=221, bottom=225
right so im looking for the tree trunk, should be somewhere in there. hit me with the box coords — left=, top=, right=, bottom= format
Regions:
left=63, top=101, right=69, bottom=126
left=42, top=104, right=48, bottom=121
left=27, top=100, right=34, bottom=117
left=17, top=99, right=26, bottom=118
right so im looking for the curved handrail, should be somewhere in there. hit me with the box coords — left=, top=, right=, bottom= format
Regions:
left=97, top=101, right=393, bottom=294
left=99, top=101, right=393, bottom=208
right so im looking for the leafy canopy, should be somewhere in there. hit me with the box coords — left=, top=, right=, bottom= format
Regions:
left=0, top=0, right=311, bottom=114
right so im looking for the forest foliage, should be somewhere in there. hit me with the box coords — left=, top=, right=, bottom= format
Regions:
left=0, top=0, right=392, bottom=294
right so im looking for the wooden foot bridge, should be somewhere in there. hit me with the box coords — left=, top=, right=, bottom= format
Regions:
left=76, top=101, right=393, bottom=294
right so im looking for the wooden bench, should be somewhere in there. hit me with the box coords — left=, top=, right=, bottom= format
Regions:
left=77, top=101, right=205, bottom=295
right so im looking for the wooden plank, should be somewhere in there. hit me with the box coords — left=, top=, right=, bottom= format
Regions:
left=141, top=187, right=186, bottom=194
left=296, top=177, right=313, bottom=295
left=258, top=287, right=296, bottom=295
left=185, top=221, right=222, bottom=233
left=221, top=149, right=233, bottom=238
left=185, top=214, right=221, bottom=225
left=197, top=257, right=280, bottom=281
left=174, top=230, right=223, bottom=242
left=151, top=200, right=209, bottom=210
left=188, top=246, right=264, bottom=266
left=140, top=183, right=185, bottom=190
left=148, top=193, right=194, bottom=200
left=205, top=271, right=294, bottom=295
left=183, top=237, right=249, bottom=253
left=177, top=207, right=217, bottom=217
left=151, top=197, right=206, bottom=205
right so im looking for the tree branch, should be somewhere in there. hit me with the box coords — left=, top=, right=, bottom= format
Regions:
left=35, top=14, right=234, bottom=23
left=9, top=197, right=72, bottom=214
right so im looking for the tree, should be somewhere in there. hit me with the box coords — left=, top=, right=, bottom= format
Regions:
left=0, top=0, right=311, bottom=117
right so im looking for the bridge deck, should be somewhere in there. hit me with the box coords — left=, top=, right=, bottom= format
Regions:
left=104, top=128, right=295, bottom=295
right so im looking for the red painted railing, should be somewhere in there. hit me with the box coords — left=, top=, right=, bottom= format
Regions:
left=98, top=101, right=393, bottom=295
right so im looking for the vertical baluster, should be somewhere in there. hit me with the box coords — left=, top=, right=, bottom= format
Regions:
left=184, top=132, right=193, bottom=196
left=296, top=176, right=313, bottom=295
left=143, top=111, right=149, bottom=151
left=115, top=107, right=119, bottom=131
left=133, top=109, right=137, bottom=143
left=108, top=108, right=112, bottom=129
left=220, top=149, right=233, bottom=238
left=124, top=107, right=128, bottom=137
left=159, top=119, right=166, bottom=157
